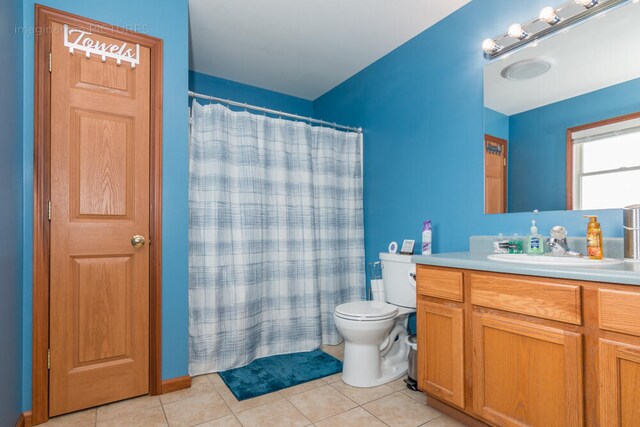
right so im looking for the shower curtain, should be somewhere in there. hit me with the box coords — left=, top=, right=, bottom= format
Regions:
left=188, top=101, right=365, bottom=375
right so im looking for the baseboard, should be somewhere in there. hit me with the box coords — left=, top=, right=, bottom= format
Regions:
left=19, top=378, right=189, bottom=427
left=19, top=377, right=188, bottom=426
left=425, top=395, right=488, bottom=427
left=16, top=411, right=32, bottom=427
left=161, top=375, right=192, bottom=394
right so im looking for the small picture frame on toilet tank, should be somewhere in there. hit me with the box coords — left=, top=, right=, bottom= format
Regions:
left=400, top=239, right=415, bottom=255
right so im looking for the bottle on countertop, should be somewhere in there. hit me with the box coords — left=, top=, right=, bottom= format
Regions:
left=509, top=233, right=524, bottom=254
left=493, top=233, right=510, bottom=254
left=527, top=220, right=544, bottom=255
left=422, top=220, right=432, bottom=255
left=584, top=215, right=603, bottom=260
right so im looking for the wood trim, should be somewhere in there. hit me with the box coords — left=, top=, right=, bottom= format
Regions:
left=161, top=376, right=192, bottom=394
left=565, top=111, right=640, bottom=210
left=565, top=128, right=573, bottom=210
left=16, top=411, right=32, bottom=427
left=33, top=5, right=163, bottom=424
left=148, top=18, right=164, bottom=400
left=484, top=134, right=508, bottom=213
left=32, top=6, right=51, bottom=424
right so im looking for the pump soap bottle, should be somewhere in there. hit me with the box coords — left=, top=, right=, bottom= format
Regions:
left=527, top=220, right=544, bottom=255
left=584, top=215, right=603, bottom=260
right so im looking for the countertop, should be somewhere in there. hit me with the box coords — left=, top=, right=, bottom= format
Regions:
left=412, top=252, right=640, bottom=286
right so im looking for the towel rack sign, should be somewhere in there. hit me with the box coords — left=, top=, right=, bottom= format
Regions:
left=63, top=24, right=140, bottom=68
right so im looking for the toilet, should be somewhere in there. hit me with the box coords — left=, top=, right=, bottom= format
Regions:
left=334, top=253, right=416, bottom=387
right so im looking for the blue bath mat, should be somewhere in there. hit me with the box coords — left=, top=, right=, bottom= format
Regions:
left=218, top=349, right=342, bottom=401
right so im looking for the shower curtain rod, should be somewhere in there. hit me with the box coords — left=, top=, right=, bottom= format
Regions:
left=188, top=90, right=362, bottom=133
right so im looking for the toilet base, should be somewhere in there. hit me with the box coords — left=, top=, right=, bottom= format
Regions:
left=342, top=352, right=408, bottom=387
left=340, top=334, right=410, bottom=388
left=346, top=362, right=408, bottom=388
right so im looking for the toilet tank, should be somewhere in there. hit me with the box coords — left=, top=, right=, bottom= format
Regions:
left=379, top=253, right=416, bottom=309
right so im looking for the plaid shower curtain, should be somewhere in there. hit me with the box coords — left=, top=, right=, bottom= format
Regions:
left=188, top=101, right=365, bottom=375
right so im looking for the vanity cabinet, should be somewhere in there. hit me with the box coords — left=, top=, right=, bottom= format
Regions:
left=472, top=313, right=583, bottom=427
left=599, top=339, right=640, bottom=425
left=470, top=272, right=584, bottom=425
left=597, top=289, right=640, bottom=425
left=417, top=300, right=464, bottom=409
left=416, top=266, right=465, bottom=409
left=416, top=265, right=640, bottom=427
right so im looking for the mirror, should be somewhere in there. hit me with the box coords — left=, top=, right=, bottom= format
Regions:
left=483, top=1, right=640, bottom=214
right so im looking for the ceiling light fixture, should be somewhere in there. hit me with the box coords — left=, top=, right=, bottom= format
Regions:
left=481, top=0, right=626, bottom=59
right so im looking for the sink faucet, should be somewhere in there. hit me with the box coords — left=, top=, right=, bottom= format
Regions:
left=547, top=226, right=583, bottom=257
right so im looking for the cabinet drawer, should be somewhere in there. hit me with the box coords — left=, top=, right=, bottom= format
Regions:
left=599, top=289, right=640, bottom=336
left=470, top=273, right=582, bottom=325
left=416, top=266, right=463, bottom=302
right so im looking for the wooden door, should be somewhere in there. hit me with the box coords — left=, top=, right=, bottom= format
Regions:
left=484, top=134, right=507, bottom=214
left=472, top=313, right=583, bottom=427
left=49, top=20, right=151, bottom=416
left=599, top=339, right=640, bottom=425
left=417, top=300, right=465, bottom=409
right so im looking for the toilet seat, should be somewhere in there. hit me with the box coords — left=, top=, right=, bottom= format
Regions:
left=335, top=301, right=398, bottom=321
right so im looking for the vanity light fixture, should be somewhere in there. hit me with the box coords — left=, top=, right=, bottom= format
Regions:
left=508, top=23, right=529, bottom=39
left=575, top=0, right=599, bottom=8
left=482, top=38, right=502, bottom=55
left=482, top=0, right=627, bottom=59
left=539, top=7, right=562, bottom=24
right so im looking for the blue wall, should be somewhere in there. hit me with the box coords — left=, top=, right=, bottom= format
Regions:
left=0, top=0, right=24, bottom=424
left=508, top=77, right=640, bottom=212
left=484, top=108, right=509, bottom=141
left=190, top=71, right=314, bottom=117
left=314, top=0, right=623, bottom=268
left=21, top=0, right=189, bottom=409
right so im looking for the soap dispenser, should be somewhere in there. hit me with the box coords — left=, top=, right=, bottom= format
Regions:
left=527, top=220, right=544, bottom=255
left=584, top=215, right=603, bottom=260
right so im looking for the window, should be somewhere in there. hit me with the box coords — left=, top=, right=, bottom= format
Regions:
left=569, top=115, right=640, bottom=210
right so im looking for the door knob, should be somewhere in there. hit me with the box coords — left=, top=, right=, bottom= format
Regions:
left=131, top=235, right=146, bottom=248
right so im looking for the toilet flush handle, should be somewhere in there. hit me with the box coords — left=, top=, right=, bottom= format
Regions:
left=407, top=266, right=416, bottom=288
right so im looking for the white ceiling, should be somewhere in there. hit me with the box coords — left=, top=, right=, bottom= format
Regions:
left=484, top=1, right=640, bottom=116
left=188, top=0, right=470, bottom=100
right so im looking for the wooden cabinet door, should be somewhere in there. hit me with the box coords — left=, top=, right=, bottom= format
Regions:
left=599, top=339, right=640, bottom=425
left=417, top=300, right=465, bottom=408
left=472, top=313, right=583, bottom=427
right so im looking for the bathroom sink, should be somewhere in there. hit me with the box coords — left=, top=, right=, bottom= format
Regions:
left=487, top=254, right=624, bottom=267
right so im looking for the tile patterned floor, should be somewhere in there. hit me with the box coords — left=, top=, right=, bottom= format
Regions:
left=40, top=344, right=466, bottom=427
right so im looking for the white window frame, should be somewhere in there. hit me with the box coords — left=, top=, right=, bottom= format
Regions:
left=569, top=114, right=640, bottom=210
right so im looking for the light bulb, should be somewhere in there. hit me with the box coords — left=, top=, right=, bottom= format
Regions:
left=574, top=0, right=598, bottom=8
left=508, top=23, right=528, bottom=40
left=482, top=38, right=500, bottom=54
left=539, top=6, right=561, bottom=24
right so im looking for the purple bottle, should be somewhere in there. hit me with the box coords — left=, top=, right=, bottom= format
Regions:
left=422, top=220, right=432, bottom=255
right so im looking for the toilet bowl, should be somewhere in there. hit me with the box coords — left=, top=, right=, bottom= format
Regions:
left=334, top=253, right=416, bottom=387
